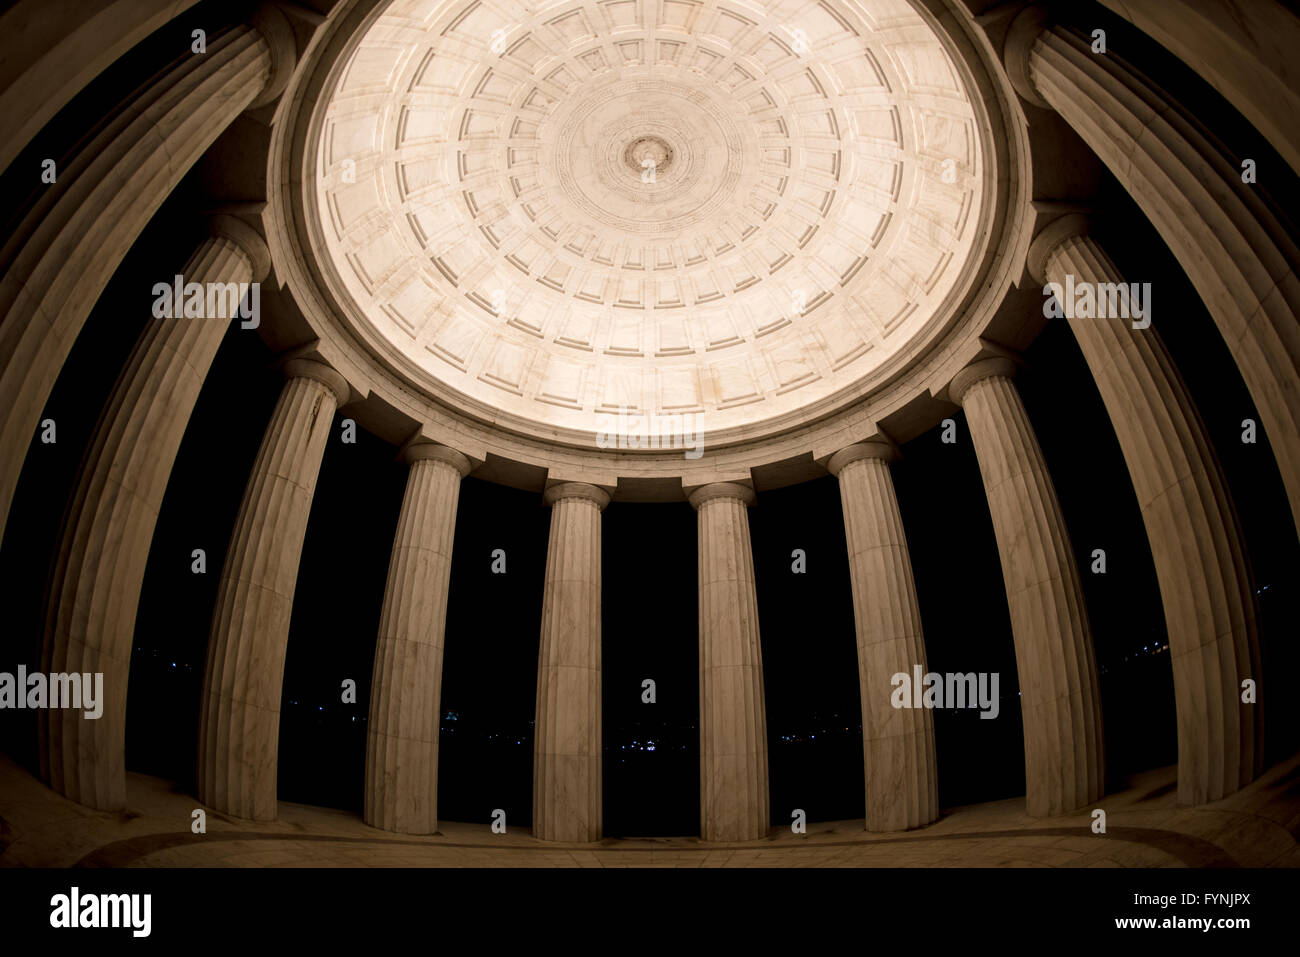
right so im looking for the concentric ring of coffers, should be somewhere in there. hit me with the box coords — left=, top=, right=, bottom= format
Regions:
left=313, top=0, right=983, bottom=441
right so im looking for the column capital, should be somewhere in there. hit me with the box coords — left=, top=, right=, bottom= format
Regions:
left=1003, top=4, right=1052, bottom=109
left=208, top=213, right=271, bottom=283
left=1027, top=213, right=1093, bottom=284
left=949, top=356, right=1018, bottom=406
left=827, top=439, right=898, bottom=476
left=248, top=4, right=298, bottom=110
left=403, top=441, right=471, bottom=476
left=543, top=481, right=610, bottom=510
left=688, top=482, right=755, bottom=510
left=282, top=358, right=349, bottom=405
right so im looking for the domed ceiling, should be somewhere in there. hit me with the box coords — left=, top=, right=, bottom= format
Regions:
left=314, top=0, right=983, bottom=441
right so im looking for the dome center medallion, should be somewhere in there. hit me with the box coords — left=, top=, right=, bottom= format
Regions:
left=624, top=135, right=675, bottom=178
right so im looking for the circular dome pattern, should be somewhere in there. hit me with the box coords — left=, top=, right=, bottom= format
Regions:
left=314, top=0, right=983, bottom=440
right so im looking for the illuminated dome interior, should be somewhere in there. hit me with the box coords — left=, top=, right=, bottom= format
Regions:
left=314, top=0, right=984, bottom=439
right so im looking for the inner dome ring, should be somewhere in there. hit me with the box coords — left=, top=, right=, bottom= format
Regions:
left=304, top=0, right=993, bottom=448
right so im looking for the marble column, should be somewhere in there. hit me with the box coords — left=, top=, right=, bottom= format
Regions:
left=690, top=482, right=769, bottom=842
left=0, top=7, right=295, bottom=547
left=828, top=441, right=938, bottom=831
left=40, top=216, right=269, bottom=810
left=533, top=482, right=608, bottom=842
left=1096, top=0, right=1300, bottom=176
left=197, top=358, right=348, bottom=822
left=0, top=0, right=202, bottom=175
left=1005, top=7, right=1300, bottom=540
left=365, top=442, right=471, bottom=835
left=949, top=358, right=1104, bottom=816
left=1030, top=216, right=1262, bottom=803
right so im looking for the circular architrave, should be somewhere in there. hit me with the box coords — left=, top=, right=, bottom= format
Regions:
left=263, top=0, right=1032, bottom=497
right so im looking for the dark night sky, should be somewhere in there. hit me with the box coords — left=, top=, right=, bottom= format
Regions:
left=0, top=0, right=1295, bottom=836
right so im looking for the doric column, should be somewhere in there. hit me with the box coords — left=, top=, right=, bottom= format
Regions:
left=0, top=6, right=295, bottom=547
left=0, top=0, right=202, bottom=176
left=828, top=441, right=938, bottom=831
left=1005, top=7, right=1300, bottom=540
left=1096, top=0, right=1300, bottom=176
left=40, top=216, right=269, bottom=810
left=365, top=442, right=471, bottom=835
left=949, top=358, right=1104, bottom=816
left=533, top=482, right=608, bottom=842
left=1030, top=216, right=1262, bottom=803
left=197, top=358, right=348, bottom=822
left=690, top=482, right=769, bottom=842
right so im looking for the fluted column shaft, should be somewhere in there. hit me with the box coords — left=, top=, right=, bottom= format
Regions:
left=533, top=482, right=608, bottom=842
left=0, top=0, right=201, bottom=176
left=691, top=482, right=768, bottom=842
left=1006, top=12, right=1300, bottom=538
left=829, top=442, right=938, bottom=831
left=1036, top=225, right=1261, bottom=802
left=0, top=13, right=290, bottom=547
left=197, top=359, right=348, bottom=821
left=40, top=219, right=267, bottom=810
left=1096, top=0, right=1300, bottom=176
left=365, top=443, right=471, bottom=835
left=951, top=359, right=1104, bottom=816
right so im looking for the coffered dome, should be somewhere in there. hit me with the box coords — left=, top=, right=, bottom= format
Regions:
left=313, top=0, right=984, bottom=441
left=6, top=0, right=1298, bottom=879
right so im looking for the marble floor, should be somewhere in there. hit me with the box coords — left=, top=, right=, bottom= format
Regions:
left=1, top=752, right=1297, bottom=868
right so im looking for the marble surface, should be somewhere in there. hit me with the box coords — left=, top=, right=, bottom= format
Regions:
left=951, top=359, right=1104, bottom=818
left=691, top=483, right=769, bottom=842
left=1009, top=11, right=1300, bottom=540
left=198, top=362, right=348, bottom=822
left=1097, top=0, right=1300, bottom=176
left=533, top=483, right=608, bottom=842
left=1037, top=226, right=1262, bottom=805
left=0, top=22, right=273, bottom=549
left=830, top=441, right=938, bottom=831
left=0, top=1, right=200, bottom=176
left=365, top=444, right=470, bottom=834
left=43, top=230, right=260, bottom=812
left=312, top=0, right=984, bottom=436
left=2, top=750, right=1296, bottom=867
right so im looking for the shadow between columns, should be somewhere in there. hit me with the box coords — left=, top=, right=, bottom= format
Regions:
left=748, top=475, right=862, bottom=827
left=600, top=500, right=698, bottom=837
left=892, top=413, right=1025, bottom=809
left=437, top=478, right=548, bottom=829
